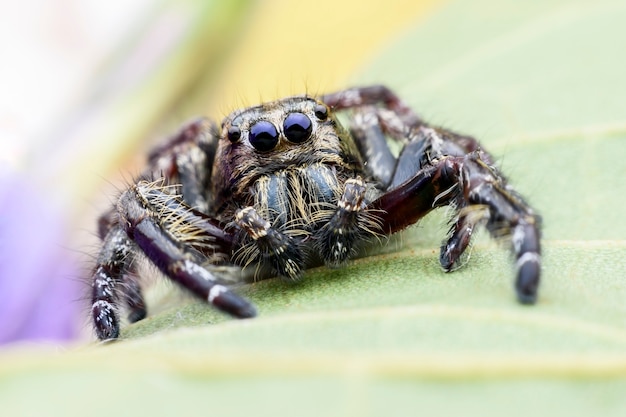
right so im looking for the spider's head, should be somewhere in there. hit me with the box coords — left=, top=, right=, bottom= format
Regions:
left=211, top=95, right=362, bottom=203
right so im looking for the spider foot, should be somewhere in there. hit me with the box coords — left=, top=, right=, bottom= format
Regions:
left=512, top=219, right=541, bottom=304
left=91, top=264, right=120, bottom=340
left=440, top=206, right=489, bottom=272
left=207, top=284, right=257, bottom=318
left=92, top=299, right=120, bottom=340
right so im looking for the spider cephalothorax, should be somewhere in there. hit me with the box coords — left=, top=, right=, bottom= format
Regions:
left=91, top=85, right=541, bottom=340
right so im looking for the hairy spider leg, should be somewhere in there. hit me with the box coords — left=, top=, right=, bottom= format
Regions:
left=457, top=155, right=541, bottom=303
left=147, top=117, right=219, bottom=213
left=122, top=278, right=148, bottom=323
left=386, top=121, right=539, bottom=303
left=322, top=85, right=421, bottom=129
left=91, top=226, right=144, bottom=340
left=92, top=119, right=231, bottom=340
left=388, top=126, right=485, bottom=271
left=315, top=176, right=372, bottom=266
left=116, top=183, right=256, bottom=321
left=235, top=206, right=304, bottom=280
left=347, top=106, right=397, bottom=187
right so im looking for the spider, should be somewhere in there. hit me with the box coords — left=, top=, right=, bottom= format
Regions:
left=91, top=85, right=541, bottom=340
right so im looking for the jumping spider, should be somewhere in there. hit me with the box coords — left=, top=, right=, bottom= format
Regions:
left=92, top=85, right=541, bottom=340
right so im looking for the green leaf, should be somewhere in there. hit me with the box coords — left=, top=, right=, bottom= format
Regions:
left=3, top=0, right=626, bottom=415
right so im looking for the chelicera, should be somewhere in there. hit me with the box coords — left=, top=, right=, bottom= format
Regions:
left=91, top=85, right=541, bottom=340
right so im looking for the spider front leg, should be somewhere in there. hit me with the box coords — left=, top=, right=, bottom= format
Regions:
left=91, top=180, right=256, bottom=340
left=117, top=182, right=257, bottom=318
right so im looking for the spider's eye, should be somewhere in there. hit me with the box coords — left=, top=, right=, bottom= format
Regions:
left=227, top=126, right=241, bottom=142
left=283, top=112, right=312, bottom=143
left=314, top=104, right=328, bottom=120
left=249, top=121, right=279, bottom=151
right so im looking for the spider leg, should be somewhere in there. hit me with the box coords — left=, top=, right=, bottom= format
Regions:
left=117, top=182, right=256, bottom=321
left=459, top=154, right=541, bottom=303
left=91, top=226, right=137, bottom=340
left=349, top=106, right=397, bottom=187
left=235, top=206, right=304, bottom=280
left=322, top=85, right=421, bottom=131
left=316, top=177, right=372, bottom=267
left=390, top=127, right=487, bottom=272
left=370, top=158, right=457, bottom=232
left=439, top=204, right=490, bottom=272
left=394, top=126, right=539, bottom=300
left=123, top=277, right=148, bottom=323
left=323, top=86, right=421, bottom=188
left=148, top=117, right=219, bottom=212
left=328, top=92, right=487, bottom=264
left=324, top=85, right=485, bottom=186
left=370, top=153, right=541, bottom=304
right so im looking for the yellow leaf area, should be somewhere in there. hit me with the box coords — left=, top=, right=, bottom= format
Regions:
left=203, top=0, right=441, bottom=115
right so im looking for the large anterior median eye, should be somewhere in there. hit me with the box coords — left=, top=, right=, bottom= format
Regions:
left=283, top=112, right=312, bottom=143
left=249, top=121, right=279, bottom=151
